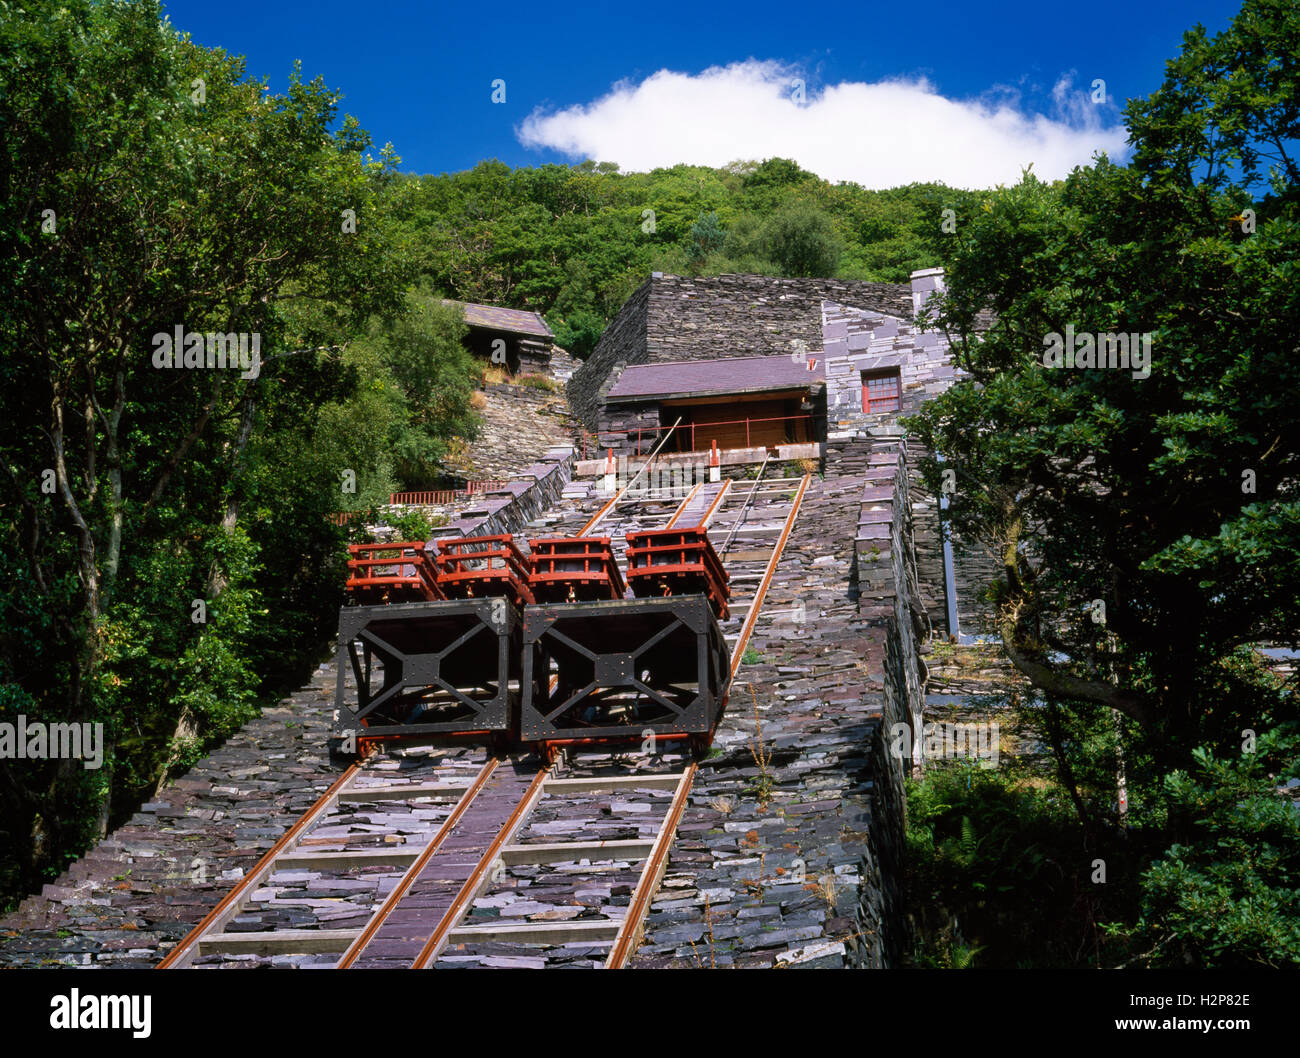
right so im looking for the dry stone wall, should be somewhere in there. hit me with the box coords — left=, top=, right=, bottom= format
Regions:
left=0, top=441, right=934, bottom=971
left=822, top=271, right=960, bottom=431
left=905, top=437, right=948, bottom=636
left=819, top=421, right=962, bottom=645
left=850, top=442, right=929, bottom=775
left=447, top=382, right=577, bottom=482
left=823, top=305, right=955, bottom=423
left=951, top=534, right=1003, bottom=638
left=596, top=398, right=667, bottom=457
left=630, top=437, right=925, bottom=968
left=643, top=274, right=911, bottom=363
left=569, top=273, right=912, bottom=429
left=569, top=277, right=652, bottom=428
left=546, top=345, right=579, bottom=385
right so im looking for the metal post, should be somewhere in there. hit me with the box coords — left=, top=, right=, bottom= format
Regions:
left=937, top=452, right=961, bottom=639
left=1111, top=632, right=1128, bottom=826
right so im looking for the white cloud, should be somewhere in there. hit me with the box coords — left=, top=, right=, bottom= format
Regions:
left=517, top=60, right=1129, bottom=188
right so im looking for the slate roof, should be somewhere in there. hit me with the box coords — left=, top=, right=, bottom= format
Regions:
left=606, top=354, right=824, bottom=402
left=568, top=273, right=912, bottom=428
left=447, top=301, right=554, bottom=338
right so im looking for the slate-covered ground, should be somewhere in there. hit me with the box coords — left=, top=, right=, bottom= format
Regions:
left=0, top=668, right=344, bottom=968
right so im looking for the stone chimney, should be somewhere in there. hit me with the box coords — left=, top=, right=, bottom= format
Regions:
left=909, top=267, right=946, bottom=319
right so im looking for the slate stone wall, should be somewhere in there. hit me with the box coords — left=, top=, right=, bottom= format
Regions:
left=951, top=533, right=1003, bottom=638
left=447, top=382, right=577, bottom=482
left=546, top=345, right=580, bottom=385
left=517, top=338, right=555, bottom=376
left=905, top=437, right=948, bottom=637
left=844, top=438, right=927, bottom=771
left=643, top=273, right=912, bottom=364
left=568, top=277, right=652, bottom=428
left=823, top=270, right=960, bottom=431
left=569, top=273, right=912, bottom=430
left=439, top=446, right=574, bottom=543
left=595, top=400, right=665, bottom=458
left=630, top=460, right=913, bottom=968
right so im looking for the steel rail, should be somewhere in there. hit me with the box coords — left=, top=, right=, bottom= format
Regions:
left=719, top=455, right=771, bottom=558
left=577, top=489, right=623, bottom=538
left=693, top=478, right=732, bottom=529
left=156, top=762, right=365, bottom=968
left=606, top=474, right=809, bottom=968
left=334, top=757, right=500, bottom=968
left=579, top=417, right=682, bottom=537
left=603, top=767, right=695, bottom=968
left=410, top=764, right=553, bottom=968
left=663, top=480, right=704, bottom=528
left=728, top=473, right=809, bottom=674
left=401, top=471, right=744, bottom=972
left=617, top=416, right=683, bottom=498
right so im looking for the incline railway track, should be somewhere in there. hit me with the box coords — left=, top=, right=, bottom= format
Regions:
left=159, top=464, right=807, bottom=970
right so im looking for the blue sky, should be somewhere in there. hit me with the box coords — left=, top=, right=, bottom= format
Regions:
left=162, top=0, right=1245, bottom=186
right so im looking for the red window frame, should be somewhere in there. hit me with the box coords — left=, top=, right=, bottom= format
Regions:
left=861, top=369, right=901, bottom=414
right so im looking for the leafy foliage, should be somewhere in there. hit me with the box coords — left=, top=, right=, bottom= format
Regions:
left=344, top=288, right=480, bottom=490
left=385, top=509, right=441, bottom=542
left=387, top=158, right=981, bottom=357
left=755, top=200, right=843, bottom=277
left=0, top=0, right=443, bottom=904
left=904, top=0, right=1300, bottom=970
left=1121, top=724, right=1300, bottom=968
left=905, top=1, right=1300, bottom=763
left=905, top=760, right=1138, bottom=967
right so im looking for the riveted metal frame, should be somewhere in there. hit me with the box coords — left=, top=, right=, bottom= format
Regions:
left=333, top=598, right=519, bottom=740
left=520, top=595, right=730, bottom=742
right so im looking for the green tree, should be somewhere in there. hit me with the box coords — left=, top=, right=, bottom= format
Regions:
left=392, top=155, right=975, bottom=343
left=347, top=289, right=480, bottom=488
left=1127, top=0, right=1299, bottom=193
left=739, top=156, right=819, bottom=213
left=688, top=210, right=727, bottom=263
left=906, top=0, right=1300, bottom=971
left=1122, top=724, right=1300, bottom=968
left=0, top=0, right=408, bottom=898
left=758, top=200, right=842, bottom=277
left=907, top=0, right=1300, bottom=756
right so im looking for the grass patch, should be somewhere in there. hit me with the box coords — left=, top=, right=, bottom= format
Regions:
left=516, top=373, right=558, bottom=392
